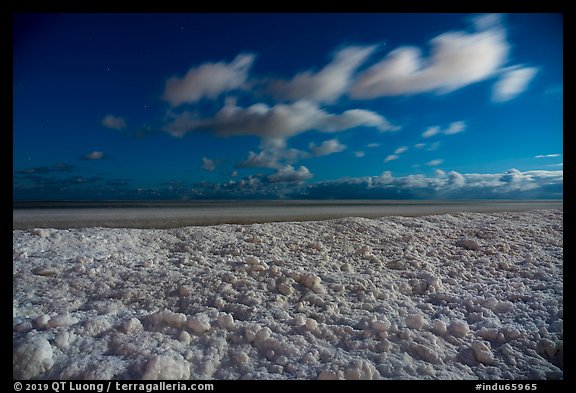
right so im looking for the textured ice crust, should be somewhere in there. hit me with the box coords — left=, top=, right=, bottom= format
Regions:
left=13, top=210, right=563, bottom=380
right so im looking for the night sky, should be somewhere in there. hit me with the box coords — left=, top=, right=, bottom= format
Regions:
left=13, top=13, right=563, bottom=200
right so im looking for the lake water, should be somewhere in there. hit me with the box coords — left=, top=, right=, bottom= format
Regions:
left=12, top=200, right=563, bottom=229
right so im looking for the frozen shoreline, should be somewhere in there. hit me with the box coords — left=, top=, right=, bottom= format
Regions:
left=12, top=200, right=562, bottom=229
left=13, top=210, right=563, bottom=380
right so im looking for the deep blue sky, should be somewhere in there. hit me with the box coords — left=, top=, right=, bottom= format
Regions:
left=13, top=13, right=563, bottom=200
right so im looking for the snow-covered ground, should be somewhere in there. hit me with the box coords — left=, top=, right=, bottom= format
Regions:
left=13, top=210, right=563, bottom=380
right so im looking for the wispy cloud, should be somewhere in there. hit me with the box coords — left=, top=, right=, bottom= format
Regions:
left=102, top=115, right=126, bottom=130
left=535, top=154, right=560, bottom=159
left=443, top=121, right=466, bottom=135
left=163, top=100, right=398, bottom=140
left=236, top=139, right=308, bottom=169
left=384, top=154, right=399, bottom=163
left=15, top=163, right=76, bottom=175
left=162, top=54, right=254, bottom=106
left=84, top=151, right=105, bottom=160
left=309, top=139, right=347, bottom=156
left=493, top=67, right=538, bottom=102
left=394, top=146, right=408, bottom=154
left=267, top=45, right=376, bottom=104
left=422, top=126, right=440, bottom=138
left=354, top=151, right=366, bottom=158
left=367, top=143, right=380, bottom=148
left=384, top=146, right=408, bottom=163
left=426, top=159, right=444, bottom=166
left=201, top=157, right=216, bottom=172
left=422, top=121, right=466, bottom=138
left=350, top=16, right=508, bottom=99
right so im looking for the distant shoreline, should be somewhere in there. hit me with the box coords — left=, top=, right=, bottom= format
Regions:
left=12, top=200, right=563, bottom=229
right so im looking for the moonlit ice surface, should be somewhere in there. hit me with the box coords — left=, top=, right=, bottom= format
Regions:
left=13, top=210, right=562, bottom=379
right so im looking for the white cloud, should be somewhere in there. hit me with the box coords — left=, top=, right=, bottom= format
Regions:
left=471, top=13, right=503, bottom=31
left=237, top=151, right=278, bottom=169
left=414, top=143, right=426, bottom=149
left=267, top=45, right=376, bottom=103
left=447, top=170, right=466, bottom=187
left=236, top=140, right=308, bottom=169
left=367, top=143, right=380, bottom=148
left=354, top=151, right=366, bottom=158
left=499, top=168, right=523, bottom=183
left=422, top=126, right=440, bottom=138
left=350, top=19, right=508, bottom=99
left=305, top=168, right=562, bottom=199
left=535, top=154, right=560, bottom=158
left=309, top=139, right=347, bottom=156
left=201, top=157, right=216, bottom=172
left=427, top=142, right=441, bottom=151
left=102, top=115, right=126, bottom=130
left=267, top=165, right=313, bottom=183
left=379, top=171, right=394, bottom=184
left=426, top=159, right=444, bottom=166
left=162, top=54, right=254, bottom=106
left=384, top=154, right=399, bottom=163
left=422, top=121, right=466, bottom=138
left=163, top=100, right=398, bottom=139
left=84, top=151, right=104, bottom=160
left=443, top=121, right=466, bottom=135
left=492, top=67, right=538, bottom=102
left=394, top=146, right=408, bottom=154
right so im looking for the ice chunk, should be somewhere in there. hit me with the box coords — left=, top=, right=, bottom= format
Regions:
left=47, top=314, right=79, bottom=329
left=217, top=313, right=235, bottom=331
left=187, top=313, right=211, bottom=335
left=302, top=273, right=322, bottom=289
left=341, top=263, right=354, bottom=272
left=245, top=256, right=261, bottom=265
left=318, top=370, right=339, bottom=380
left=32, top=266, right=60, bottom=277
left=148, top=309, right=187, bottom=329
left=305, top=318, right=318, bottom=331
left=449, top=320, right=469, bottom=338
left=344, top=360, right=378, bottom=380
left=406, top=314, right=426, bottom=330
left=457, top=238, right=481, bottom=251
left=33, top=314, right=50, bottom=330
left=471, top=341, right=494, bottom=365
left=372, top=318, right=391, bottom=332
left=432, top=319, right=447, bottom=336
left=142, top=355, right=190, bottom=380
left=120, top=317, right=143, bottom=334
left=179, top=331, right=191, bottom=344
left=13, top=337, right=54, bottom=379
left=83, top=317, right=112, bottom=336
left=278, top=282, right=294, bottom=296
left=234, top=351, right=249, bottom=365
left=54, top=331, right=75, bottom=350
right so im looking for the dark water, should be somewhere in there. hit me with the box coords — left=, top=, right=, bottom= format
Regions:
left=12, top=200, right=563, bottom=229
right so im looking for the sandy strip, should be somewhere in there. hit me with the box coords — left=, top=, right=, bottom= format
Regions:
left=13, top=210, right=562, bottom=380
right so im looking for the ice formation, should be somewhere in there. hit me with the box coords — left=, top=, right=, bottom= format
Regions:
left=13, top=210, right=563, bottom=379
